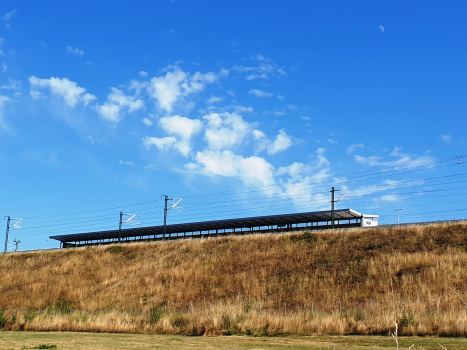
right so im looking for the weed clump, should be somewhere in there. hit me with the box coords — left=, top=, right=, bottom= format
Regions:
left=398, top=310, right=416, bottom=329
left=149, top=305, right=166, bottom=324
left=0, top=308, right=5, bottom=328
left=106, top=245, right=124, bottom=253
left=170, top=314, right=189, bottom=329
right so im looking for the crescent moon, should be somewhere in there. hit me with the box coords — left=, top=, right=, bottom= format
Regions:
left=379, top=26, right=385, bottom=32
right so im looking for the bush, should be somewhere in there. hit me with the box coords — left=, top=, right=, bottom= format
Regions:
left=170, top=314, right=189, bottom=328
left=149, top=305, right=165, bottom=324
left=0, top=308, right=5, bottom=328
left=221, top=315, right=238, bottom=335
left=24, top=309, right=37, bottom=323
left=106, top=245, right=124, bottom=253
left=243, top=301, right=253, bottom=313
left=398, top=310, right=416, bottom=328
left=54, top=300, right=75, bottom=313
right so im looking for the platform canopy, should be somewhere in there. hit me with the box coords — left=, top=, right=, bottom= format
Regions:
left=50, top=208, right=364, bottom=244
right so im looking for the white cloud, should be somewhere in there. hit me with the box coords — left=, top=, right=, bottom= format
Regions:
left=142, top=117, right=152, bottom=126
left=1, top=79, right=20, bottom=90
left=147, top=67, right=217, bottom=112
left=67, top=45, right=84, bottom=56
left=287, top=104, right=298, bottom=110
left=267, top=130, right=293, bottom=155
left=203, top=112, right=252, bottom=150
left=87, top=135, right=102, bottom=144
left=327, top=138, right=338, bottom=145
left=380, top=194, right=400, bottom=202
left=274, top=111, right=286, bottom=116
left=188, top=150, right=276, bottom=186
left=144, top=116, right=203, bottom=157
left=277, top=95, right=284, bottom=100
left=2, top=9, right=15, bottom=21
left=97, top=87, right=144, bottom=123
left=159, top=115, right=203, bottom=140
left=30, top=90, right=41, bottom=100
left=254, top=129, right=293, bottom=155
left=233, top=54, right=286, bottom=80
left=252, top=129, right=266, bottom=140
left=354, top=147, right=435, bottom=168
left=1, top=62, right=6, bottom=72
left=144, top=164, right=157, bottom=170
left=119, top=160, right=135, bottom=166
left=249, top=89, right=273, bottom=98
left=206, top=96, right=222, bottom=104
left=139, top=71, right=148, bottom=77
left=142, top=136, right=176, bottom=150
left=441, top=134, right=451, bottom=142
left=277, top=162, right=312, bottom=180
left=349, top=179, right=419, bottom=200
left=346, top=143, right=364, bottom=155
left=0, top=94, right=12, bottom=130
left=29, top=76, right=96, bottom=107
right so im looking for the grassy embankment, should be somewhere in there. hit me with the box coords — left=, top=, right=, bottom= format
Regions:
left=0, top=222, right=466, bottom=336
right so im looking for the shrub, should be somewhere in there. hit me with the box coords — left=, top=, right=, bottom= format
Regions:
left=149, top=305, right=165, bottom=325
left=170, top=314, right=189, bottom=329
left=221, top=315, right=238, bottom=335
left=54, top=300, right=75, bottom=313
left=0, top=308, right=5, bottom=328
left=243, top=301, right=253, bottom=313
left=398, top=310, right=416, bottom=328
left=302, top=231, right=318, bottom=243
left=24, top=309, right=37, bottom=323
left=106, top=245, right=124, bottom=253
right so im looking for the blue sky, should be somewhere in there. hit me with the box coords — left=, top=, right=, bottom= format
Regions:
left=1, top=1, right=466, bottom=250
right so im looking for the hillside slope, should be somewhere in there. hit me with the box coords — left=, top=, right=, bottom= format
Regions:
left=0, top=222, right=466, bottom=335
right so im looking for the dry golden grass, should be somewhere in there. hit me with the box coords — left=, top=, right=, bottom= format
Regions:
left=0, top=222, right=467, bottom=336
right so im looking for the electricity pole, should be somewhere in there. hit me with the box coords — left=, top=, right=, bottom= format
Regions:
left=161, top=195, right=183, bottom=239
left=119, top=211, right=123, bottom=242
left=118, top=212, right=136, bottom=243
left=4, top=216, right=10, bottom=253
left=13, top=239, right=20, bottom=252
left=162, top=195, right=169, bottom=238
left=4, top=217, right=22, bottom=253
left=330, top=187, right=340, bottom=229
left=395, top=209, right=402, bottom=226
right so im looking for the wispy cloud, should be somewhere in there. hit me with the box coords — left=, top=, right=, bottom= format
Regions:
left=346, top=142, right=364, bottom=155
left=249, top=89, right=273, bottom=97
left=232, top=54, right=286, bottom=80
left=441, top=134, right=451, bottom=142
left=2, top=9, right=15, bottom=21
left=67, top=45, right=84, bottom=56
left=29, top=76, right=96, bottom=107
left=354, top=147, right=434, bottom=169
